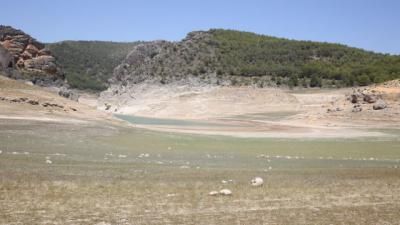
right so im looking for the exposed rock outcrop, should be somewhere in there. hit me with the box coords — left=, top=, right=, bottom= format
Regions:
left=0, top=45, right=13, bottom=69
left=110, top=31, right=217, bottom=87
left=103, top=31, right=227, bottom=102
left=0, top=25, right=64, bottom=86
left=348, top=88, right=381, bottom=105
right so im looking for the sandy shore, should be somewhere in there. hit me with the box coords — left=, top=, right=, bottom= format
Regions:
left=99, top=81, right=400, bottom=138
left=2, top=75, right=400, bottom=138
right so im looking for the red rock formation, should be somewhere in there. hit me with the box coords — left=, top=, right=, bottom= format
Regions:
left=0, top=25, right=64, bottom=86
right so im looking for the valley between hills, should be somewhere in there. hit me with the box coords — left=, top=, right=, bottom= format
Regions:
left=1, top=25, right=400, bottom=224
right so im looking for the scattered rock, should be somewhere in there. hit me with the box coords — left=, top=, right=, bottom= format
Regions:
left=349, top=89, right=381, bottom=105
left=58, top=87, right=79, bottom=101
left=327, top=107, right=343, bottom=113
left=2, top=96, right=71, bottom=111
left=352, top=104, right=362, bottom=113
left=42, top=103, right=63, bottom=108
left=208, top=191, right=219, bottom=196
left=350, top=94, right=359, bottom=104
left=352, top=106, right=362, bottom=113
left=27, top=100, right=39, bottom=105
left=104, top=103, right=111, bottom=110
left=10, top=98, right=21, bottom=103
left=373, top=99, right=387, bottom=110
left=219, top=189, right=232, bottom=196
left=363, top=94, right=377, bottom=103
left=251, top=177, right=264, bottom=187
left=138, top=153, right=150, bottom=158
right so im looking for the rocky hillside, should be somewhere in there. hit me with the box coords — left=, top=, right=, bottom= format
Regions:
left=110, top=29, right=400, bottom=91
left=0, top=25, right=64, bottom=86
left=111, top=32, right=219, bottom=87
left=47, top=41, right=139, bottom=91
left=3, top=26, right=400, bottom=93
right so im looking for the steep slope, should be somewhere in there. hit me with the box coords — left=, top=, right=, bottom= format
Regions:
left=0, top=25, right=64, bottom=86
left=47, top=41, right=139, bottom=90
left=109, top=29, right=400, bottom=91
left=0, top=44, right=13, bottom=69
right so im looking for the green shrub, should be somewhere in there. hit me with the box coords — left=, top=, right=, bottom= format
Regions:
left=209, top=29, right=400, bottom=87
left=47, top=41, right=139, bottom=91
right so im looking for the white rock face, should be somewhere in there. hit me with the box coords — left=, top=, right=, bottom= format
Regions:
left=251, top=177, right=264, bottom=187
left=219, top=189, right=232, bottom=196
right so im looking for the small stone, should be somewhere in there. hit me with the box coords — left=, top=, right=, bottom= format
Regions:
left=251, top=177, right=264, bottom=187
left=219, top=189, right=232, bottom=196
left=208, top=191, right=219, bottom=196
left=373, top=99, right=387, bottom=110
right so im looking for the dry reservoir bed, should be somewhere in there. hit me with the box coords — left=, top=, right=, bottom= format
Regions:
left=1, top=119, right=400, bottom=224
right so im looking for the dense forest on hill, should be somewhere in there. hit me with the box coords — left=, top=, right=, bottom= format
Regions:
left=210, top=29, right=400, bottom=88
left=47, top=41, right=139, bottom=90
left=47, top=30, right=400, bottom=91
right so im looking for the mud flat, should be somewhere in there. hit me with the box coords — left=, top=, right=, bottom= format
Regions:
left=116, top=113, right=389, bottom=138
left=1, top=118, right=400, bottom=224
left=101, top=82, right=400, bottom=138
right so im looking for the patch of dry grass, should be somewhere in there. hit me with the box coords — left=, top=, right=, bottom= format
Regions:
left=1, top=119, right=400, bottom=224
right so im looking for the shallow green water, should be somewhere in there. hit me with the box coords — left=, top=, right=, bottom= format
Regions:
left=115, top=114, right=224, bottom=127
left=227, top=111, right=300, bottom=121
